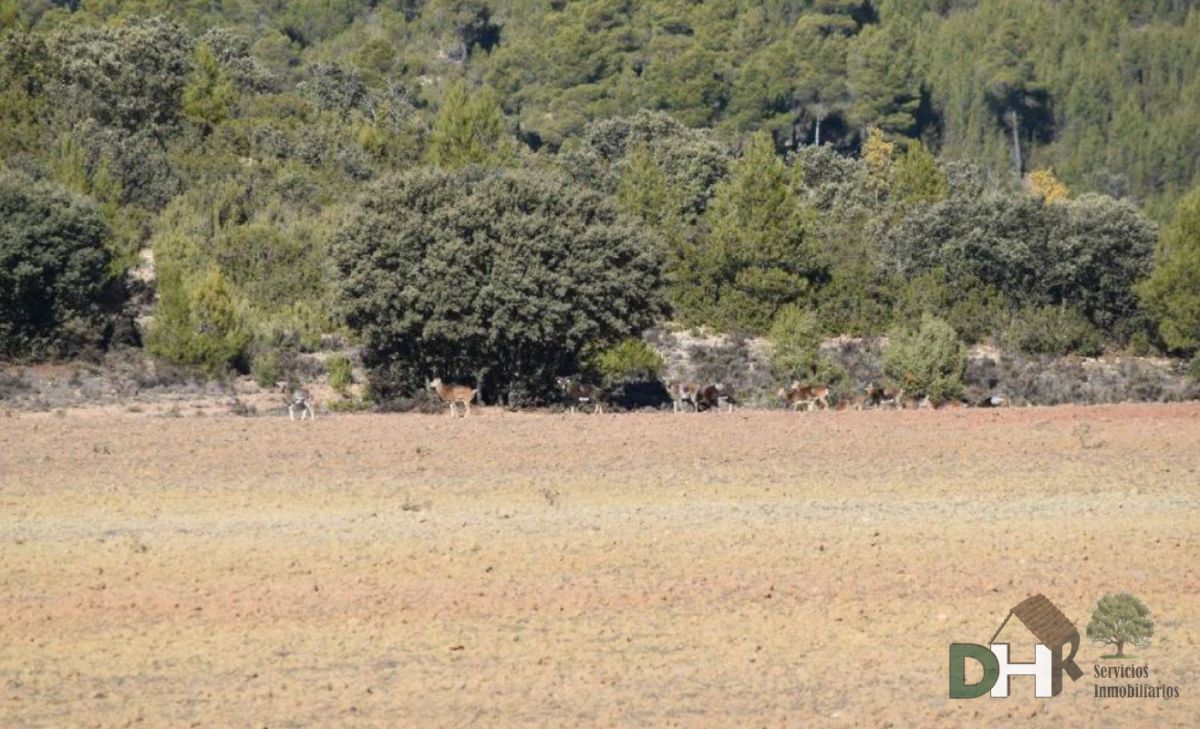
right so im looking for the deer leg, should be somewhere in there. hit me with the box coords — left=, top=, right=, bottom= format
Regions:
left=289, top=404, right=296, bottom=421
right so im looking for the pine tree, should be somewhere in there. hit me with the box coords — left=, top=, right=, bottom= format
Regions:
left=1138, top=187, right=1200, bottom=351
left=893, top=140, right=948, bottom=206
left=426, top=79, right=509, bottom=169
left=680, top=132, right=811, bottom=332
left=616, top=143, right=671, bottom=229
left=848, top=19, right=922, bottom=135
left=182, top=43, right=238, bottom=133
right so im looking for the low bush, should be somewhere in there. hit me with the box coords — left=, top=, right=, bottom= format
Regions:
left=768, top=305, right=847, bottom=390
left=883, top=314, right=967, bottom=401
left=1001, top=306, right=1103, bottom=357
left=590, top=339, right=664, bottom=384
left=326, top=354, right=354, bottom=394
left=146, top=266, right=250, bottom=376
left=251, top=349, right=287, bottom=388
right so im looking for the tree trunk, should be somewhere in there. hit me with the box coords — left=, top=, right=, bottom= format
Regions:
left=1116, top=640, right=1125, bottom=657
left=1009, top=108, right=1023, bottom=177
left=815, top=114, right=824, bottom=146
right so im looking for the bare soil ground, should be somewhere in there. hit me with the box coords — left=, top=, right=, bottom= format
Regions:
left=1, top=404, right=1198, bottom=727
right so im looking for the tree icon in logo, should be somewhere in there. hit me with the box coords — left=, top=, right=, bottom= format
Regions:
left=1086, top=593, right=1155, bottom=659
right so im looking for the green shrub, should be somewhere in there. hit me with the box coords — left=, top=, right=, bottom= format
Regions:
left=251, top=349, right=287, bottom=388
left=326, top=354, right=354, bottom=393
left=146, top=266, right=250, bottom=376
left=334, top=166, right=665, bottom=406
left=767, top=305, right=848, bottom=398
left=893, top=270, right=1006, bottom=345
left=1001, top=306, right=1104, bottom=357
left=766, top=305, right=836, bottom=380
left=1188, top=353, right=1200, bottom=383
left=883, top=314, right=967, bottom=401
left=0, top=172, right=114, bottom=359
left=590, top=339, right=664, bottom=384
left=1138, top=186, right=1200, bottom=352
left=673, top=133, right=813, bottom=333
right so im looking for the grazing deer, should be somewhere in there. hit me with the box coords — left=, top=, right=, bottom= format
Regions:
left=779, top=382, right=830, bottom=412
left=278, top=382, right=315, bottom=421
left=936, top=398, right=967, bottom=410
left=697, top=383, right=737, bottom=412
left=836, top=392, right=869, bottom=411
left=666, top=381, right=701, bottom=413
left=557, top=377, right=608, bottom=414
left=427, top=377, right=478, bottom=417
left=865, top=382, right=904, bottom=410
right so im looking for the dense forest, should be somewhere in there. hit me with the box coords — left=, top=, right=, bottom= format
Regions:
left=1, top=1, right=1199, bottom=403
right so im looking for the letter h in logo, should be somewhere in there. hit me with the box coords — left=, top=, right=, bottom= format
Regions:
left=989, top=643, right=1054, bottom=698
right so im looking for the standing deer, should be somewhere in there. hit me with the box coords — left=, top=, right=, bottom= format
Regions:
left=557, top=377, right=608, bottom=414
left=697, top=383, right=738, bottom=412
left=865, top=382, right=904, bottom=409
left=279, top=382, right=315, bottom=421
left=836, top=391, right=869, bottom=411
left=666, top=381, right=702, bottom=413
left=778, top=382, right=830, bottom=412
left=427, top=377, right=478, bottom=417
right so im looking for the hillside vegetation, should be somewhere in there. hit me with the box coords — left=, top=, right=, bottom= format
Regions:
left=1, top=1, right=1199, bottom=401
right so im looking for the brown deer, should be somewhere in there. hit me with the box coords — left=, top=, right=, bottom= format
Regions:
left=836, top=392, right=869, bottom=411
left=557, top=377, right=608, bottom=414
left=427, top=377, right=478, bottom=417
left=278, top=382, right=315, bottom=421
left=697, top=383, right=738, bottom=412
left=865, top=382, right=904, bottom=410
left=779, top=382, right=830, bottom=412
left=666, top=381, right=701, bottom=413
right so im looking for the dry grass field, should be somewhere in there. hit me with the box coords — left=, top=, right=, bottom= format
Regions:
left=1, top=403, right=1198, bottom=727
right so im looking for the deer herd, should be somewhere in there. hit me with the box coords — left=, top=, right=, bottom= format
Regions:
left=284, top=374, right=993, bottom=419
left=422, top=375, right=968, bottom=417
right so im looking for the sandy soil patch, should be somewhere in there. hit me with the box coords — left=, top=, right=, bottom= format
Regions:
left=1, top=404, right=1198, bottom=726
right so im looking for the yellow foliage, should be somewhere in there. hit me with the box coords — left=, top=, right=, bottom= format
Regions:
left=862, top=127, right=896, bottom=181
left=1026, top=168, right=1068, bottom=204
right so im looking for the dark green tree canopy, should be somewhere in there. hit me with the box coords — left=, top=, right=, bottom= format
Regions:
left=559, top=111, right=731, bottom=223
left=674, top=132, right=815, bottom=333
left=334, top=166, right=666, bottom=404
left=1138, top=187, right=1200, bottom=352
left=885, top=192, right=1154, bottom=334
left=0, top=0, right=1194, bottom=375
left=0, top=171, right=113, bottom=359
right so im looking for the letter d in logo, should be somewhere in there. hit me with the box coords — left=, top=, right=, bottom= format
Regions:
left=948, top=643, right=999, bottom=699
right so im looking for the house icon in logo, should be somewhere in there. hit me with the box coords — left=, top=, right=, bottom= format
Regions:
left=950, top=593, right=1085, bottom=698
